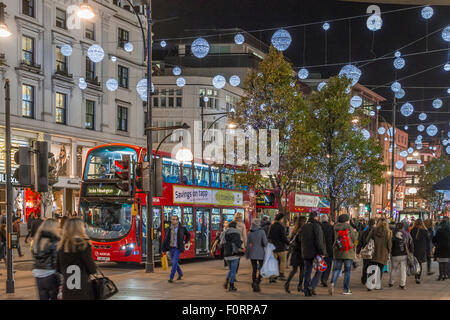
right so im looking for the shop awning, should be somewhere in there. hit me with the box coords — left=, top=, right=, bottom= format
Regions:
left=433, top=175, right=450, bottom=192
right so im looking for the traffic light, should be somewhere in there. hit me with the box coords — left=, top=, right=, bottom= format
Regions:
left=13, top=147, right=32, bottom=186
left=365, top=203, right=371, bottom=213
left=34, top=141, right=49, bottom=192
left=135, top=159, right=162, bottom=197
left=115, top=155, right=131, bottom=193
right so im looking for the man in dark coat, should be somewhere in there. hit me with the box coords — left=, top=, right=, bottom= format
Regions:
left=162, top=215, right=191, bottom=282
left=268, top=213, right=290, bottom=281
left=301, top=212, right=327, bottom=296
left=30, top=212, right=43, bottom=239
left=319, top=214, right=334, bottom=287
left=261, top=216, right=271, bottom=236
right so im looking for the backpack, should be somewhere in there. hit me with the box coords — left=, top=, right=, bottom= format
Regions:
left=360, top=239, right=374, bottom=259
left=335, top=228, right=354, bottom=252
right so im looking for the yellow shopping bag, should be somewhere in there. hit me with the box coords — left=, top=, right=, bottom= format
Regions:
left=161, top=253, right=168, bottom=270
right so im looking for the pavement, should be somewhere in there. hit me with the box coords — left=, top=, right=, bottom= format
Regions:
left=0, top=240, right=449, bottom=300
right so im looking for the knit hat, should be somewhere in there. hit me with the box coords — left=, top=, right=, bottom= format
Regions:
left=338, top=214, right=350, bottom=223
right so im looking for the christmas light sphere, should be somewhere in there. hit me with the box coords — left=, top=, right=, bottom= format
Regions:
left=394, top=51, right=401, bottom=58
left=78, top=78, right=87, bottom=90
left=361, top=129, right=370, bottom=140
left=106, top=78, right=118, bottom=91
left=370, top=111, right=375, bottom=116
left=257, top=72, right=263, bottom=78
left=446, top=146, right=450, bottom=154
left=61, top=44, right=73, bottom=57
left=366, top=14, right=382, bottom=32
left=290, top=81, right=295, bottom=87
left=111, top=56, right=117, bottom=62
left=426, top=124, right=438, bottom=136
left=395, top=160, right=404, bottom=170
left=191, top=37, right=210, bottom=59
left=350, top=95, right=363, bottom=108
left=404, top=126, right=408, bottom=130
left=394, top=58, right=405, bottom=70
left=229, top=75, right=240, bottom=87
left=348, top=107, right=355, bottom=114
left=176, top=77, right=186, bottom=87
left=416, top=144, right=422, bottom=150
left=212, top=75, right=226, bottom=89
left=173, top=66, right=182, bottom=76
left=442, top=139, right=448, bottom=146
left=400, top=102, right=414, bottom=117
left=408, top=147, right=413, bottom=153
left=432, top=98, right=442, bottom=109
left=419, top=112, right=427, bottom=121
left=376, top=105, right=381, bottom=110
left=421, top=6, right=434, bottom=19
left=234, top=33, right=244, bottom=45
left=418, top=124, right=425, bottom=132
left=271, top=29, right=292, bottom=51
left=391, top=81, right=401, bottom=93
left=417, top=160, right=422, bottom=164
left=323, top=23, right=330, bottom=31
left=441, top=25, right=450, bottom=42
left=298, top=68, right=309, bottom=80
left=444, top=63, right=450, bottom=72
left=87, top=44, right=105, bottom=63
left=384, top=137, right=388, bottom=141
left=339, top=64, right=362, bottom=86
left=378, top=127, right=386, bottom=135
left=136, top=79, right=155, bottom=101
left=395, top=89, right=405, bottom=99
left=387, top=127, right=395, bottom=136
left=317, top=81, right=327, bottom=91
left=400, top=151, right=408, bottom=157
left=417, top=135, right=423, bottom=140
left=160, top=40, right=167, bottom=48
left=203, top=96, right=209, bottom=103
left=124, top=42, right=134, bottom=52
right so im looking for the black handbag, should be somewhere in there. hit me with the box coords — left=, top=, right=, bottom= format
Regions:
left=90, top=268, right=118, bottom=300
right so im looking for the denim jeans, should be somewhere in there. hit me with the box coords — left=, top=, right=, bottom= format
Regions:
left=226, top=258, right=239, bottom=284
left=330, top=259, right=352, bottom=291
left=304, top=258, right=322, bottom=292
left=36, top=273, right=59, bottom=300
left=321, top=256, right=333, bottom=283
left=169, top=247, right=182, bottom=280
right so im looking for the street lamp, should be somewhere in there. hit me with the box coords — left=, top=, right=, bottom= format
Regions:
left=77, top=0, right=95, bottom=20
left=176, top=147, right=193, bottom=163
left=0, top=3, right=11, bottom=38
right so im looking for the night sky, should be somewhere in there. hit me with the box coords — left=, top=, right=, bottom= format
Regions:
left=152, top=0, right=450, bottom=142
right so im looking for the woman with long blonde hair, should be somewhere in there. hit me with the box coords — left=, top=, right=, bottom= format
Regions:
left=56, top=218, right=97, bottom=300
left=366, top=218, right=392, bottom=288
left=31, top=218, right=61, bottom=300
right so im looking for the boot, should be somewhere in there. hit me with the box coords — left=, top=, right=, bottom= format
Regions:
left=278, top=273, right=287, bottom=281
left=284, top=281, right=291, bottom=294
left=224, top=278, right=230, bottom=289
left=254, top=280, right=261, bottom=292
left=228, top=283, right=237, bottom=292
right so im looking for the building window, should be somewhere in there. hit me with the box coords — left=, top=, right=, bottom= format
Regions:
left=56, top=46, right=68, bottom=74
left=56, top=8, right=67, bottom=29
left=154, top=88, right=182, bottom=108
left=85, top=100, right=95, bottom=130
left=22, top=85, right=34, bottom=118
left=118, top=65, right=129, bottom=88
left=22, top=0, right=35, bottom=17
left=85, top=22, right=95, bottom=40
left=117, top=106, right=128, bottom=132
left=22, top=36, right=34, bottom=65
left=86, top=57, right=96, bottom=82
left=56, top=93, right=67, bottom=124
left=118, top=28, right=129, bottom=48
left=199, top=88, right=218, bottom=109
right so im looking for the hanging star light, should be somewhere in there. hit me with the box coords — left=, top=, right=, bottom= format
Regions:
left=271, top=29, right=292, bottom=51
left=323, top=23, right=330, bottom=31
left=212, top=75, right=226, bottom=89
left=395, top=89, right=405, bottom=99
left=408, top=147, right=413, bottom=153
left=419, top=112, right=427, bottom=121
left=418, top=124, right=425, bottom=132
left=191, top=37, right=210, bottom=59
left=421, top=6, right=434, bottom=19
left=441, top=25, right=450, bottom=42
left=78, top=78, right=87, bottom=90
left=395, top=160, right=404, bottom=169
left=173, top=66, right=182, bottom=76
left=384, top=137, right=388, bottom=141
left=391, top=81, right=401, bottom=93
left=176, top=77, right=186, bottom=87
left=444, top=63, right=450, bottom=72
left=317, top=81, right=327, bottom=91
left=124, top=42, right=134, bottom=52
left=234, top=33, right=244, bottom=45
left=298, top=68, right=309, bottom=80
left=136, top=79, right=155, bottom=101
left=426, top=124, right=438, bottom=136
left=404, top=126, right=408, bottom=130
left=394, top=58, right=405, bottom=70
left=229, top=75, right=240, bottom=87
left=160, top=40, right=167, bottom=48
left=366, top=14, right=382, bottom=31
left=111, top=56, right=117, bottom=62
left=60, top=44, right=73, bottom=57
left=339, top=64, right=362, bottom=86
left=394, top=51, right=401, bottom=58
left=350, top=96, right=363, bottom=108
left=87, top=44, right=105, bottom=63
left=290, top=81, right=295, bottom=87
left=378, top=127, right=386, bottom=135
left=400, top=102, right=414, bottom=117
left=432, top=99, right=442, bottom=109
left=106, top=78, right=118, bottom=91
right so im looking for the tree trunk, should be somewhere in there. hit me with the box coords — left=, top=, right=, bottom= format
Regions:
left=330, top=194, right=337, bottom=222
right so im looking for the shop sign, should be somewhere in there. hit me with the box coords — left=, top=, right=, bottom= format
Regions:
left=0, top=174, right=18, bottom=184
left=173, top=186, right=243, bottom=206
left=86, top=184, right=124, bottom=196
left=295, top=194, right=320, bottom=207
left=256, top=192, right=275, bottom=206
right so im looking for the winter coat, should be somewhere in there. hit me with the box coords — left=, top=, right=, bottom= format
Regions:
left=301, top=219, right=327, bottom=260
left=425, top=228, right=434, bottom=256
left=332, top=222, right=358, bottom=261
left=27, top=215, right=34, bottom=231
left=162, top=224, right=191, bottom=253
left=234, top=219, right=247, bottom=250
left=246, top=225, right=268, bottom=260
left=222, top=227, right=242, bottom=260
left=261, top=221, right=271, bottom=237
left=321, top=221, right=334, bottom=259
left=289, top=230, right=304, bottom=267
left=410, top=228, right=429, bottom=263
left=356, top=225, right=372, bottom=255
left=366, top=225, right=392, bottom=265
left=433, top=223, right=450, bottom=259
left=56, top=242, right=97, bottom=300
left=391, top=229, right=414, bottom=257
left=32, top=231, right=60, bottom=270
left=268, top=221, right=290, bottom=252
left=30, top=218, right=44, bottom=238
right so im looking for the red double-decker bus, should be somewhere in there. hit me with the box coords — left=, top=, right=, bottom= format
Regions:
left=78, top=143, right=249, bottom=263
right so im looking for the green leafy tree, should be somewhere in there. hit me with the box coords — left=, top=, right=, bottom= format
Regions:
left=417, top=156, right=450, bottom=213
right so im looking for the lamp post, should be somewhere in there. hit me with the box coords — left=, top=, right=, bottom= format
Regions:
left=0, top=1, right=13, bottom=294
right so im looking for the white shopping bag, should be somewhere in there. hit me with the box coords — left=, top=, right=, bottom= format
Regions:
left=260, top=243, right=279, bottom=278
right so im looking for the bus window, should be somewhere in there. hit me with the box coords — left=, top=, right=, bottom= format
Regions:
left=194, top=163, right=210, bottom=187
left=162, top=158, right=181, bottom=184
left=183, top=207, right=194, bottom=232
left=211, top=167, right=220, bottom=188
left=211, top=208, right=221, bottom=231
left=182, top=163, right=193, bottom=185
left=222, top=208, right=235, bottom=223
left=221, top=168, right=235, bottom=189
left=163, top=206, right=182, bottom=230
left=84, top=146, right=137, bottom=180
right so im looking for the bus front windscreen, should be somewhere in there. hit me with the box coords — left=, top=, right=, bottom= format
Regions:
left=81, top=202, right=133, bottom=241
left=84, top=146, right=137, bottom=180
